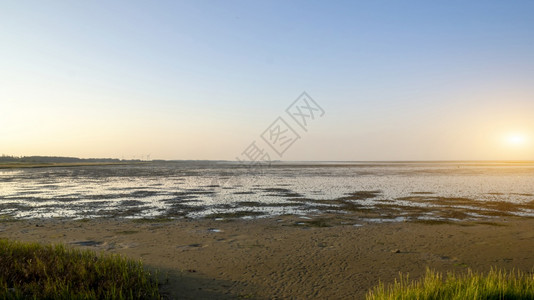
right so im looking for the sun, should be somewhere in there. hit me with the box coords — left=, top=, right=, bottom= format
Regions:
left=505, top=134, right=527, bottom=146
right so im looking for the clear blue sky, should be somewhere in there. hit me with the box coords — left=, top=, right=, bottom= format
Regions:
left=2, top=1, right=533, bottom=160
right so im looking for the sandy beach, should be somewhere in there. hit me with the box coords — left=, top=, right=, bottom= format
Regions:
left=2, top=216, right=534, bottom=299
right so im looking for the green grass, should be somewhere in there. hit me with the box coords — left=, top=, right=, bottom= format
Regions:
left=0, top=239, right=160, bottom=299
left=367, top=268, right=534, bottom=300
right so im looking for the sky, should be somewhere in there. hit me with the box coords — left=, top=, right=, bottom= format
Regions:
left=1, top=1, right=533, bottom=161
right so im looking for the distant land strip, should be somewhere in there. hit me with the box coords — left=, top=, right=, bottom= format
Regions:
left=0, top=155, right=147, bottom=169
left=0, top=162, right=148, bottom=169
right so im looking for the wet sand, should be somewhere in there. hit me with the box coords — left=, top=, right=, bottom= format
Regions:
left=2, top=216, right=534, bottom=299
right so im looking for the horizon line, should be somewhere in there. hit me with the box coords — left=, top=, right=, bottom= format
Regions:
left=3, top=155, right=534, bottom=164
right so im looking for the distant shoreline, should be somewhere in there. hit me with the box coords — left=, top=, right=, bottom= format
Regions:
left=2, top=160, right=534, bottom=170
left=0, top=162, right=146, bottom=169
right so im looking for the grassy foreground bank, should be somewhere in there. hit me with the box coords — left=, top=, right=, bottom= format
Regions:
left=0, top=239, right=160, bottom=299
left=367, top=268, right=534, bottom=300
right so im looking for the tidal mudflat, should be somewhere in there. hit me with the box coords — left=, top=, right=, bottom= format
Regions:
left=1, top=161, right=533, bottom=224
left=2, top=161, right=534, bottom=298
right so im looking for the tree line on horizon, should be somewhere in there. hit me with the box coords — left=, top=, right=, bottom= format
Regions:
left=0, top=155, right=127, bottom=163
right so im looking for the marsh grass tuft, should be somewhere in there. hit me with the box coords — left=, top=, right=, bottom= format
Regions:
left=0, top=239, right=160, bottom=299
left=367, top=267, right=534, bottom=300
